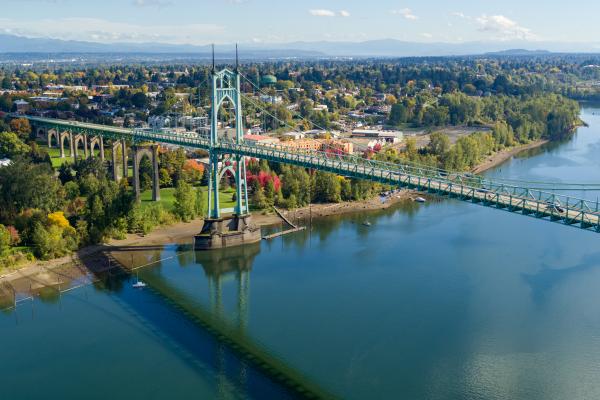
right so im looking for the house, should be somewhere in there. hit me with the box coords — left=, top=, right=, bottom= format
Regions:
left=14, top=99, right=29, bottom=114
left=0, top=158, right=11, bottom=167
left=149, top=115, right=172, bottom=129
left=313, top=104, right=328, bottom=112
left=259, top=94, right=283, bottom=104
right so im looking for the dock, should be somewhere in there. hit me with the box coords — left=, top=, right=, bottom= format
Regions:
left=262, top=207, right=307, bottom=240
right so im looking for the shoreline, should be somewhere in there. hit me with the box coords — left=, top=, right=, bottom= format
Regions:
left=0, top=138, right=551, bottom=293
left=470, top=139, right=549, bottom=174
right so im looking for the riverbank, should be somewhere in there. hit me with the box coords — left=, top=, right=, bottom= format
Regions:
left=471, top=139, right=549, bottom=174
left=0, top=137, right=553, bottom=292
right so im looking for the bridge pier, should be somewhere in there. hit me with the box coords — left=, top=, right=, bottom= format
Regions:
left=132, top=144, right=160, bottom=202
left=73, top=134, right=88, bottom=160
left=111, top=139, right=127, bottom=181
left=59, top=131, right=74, bottom=158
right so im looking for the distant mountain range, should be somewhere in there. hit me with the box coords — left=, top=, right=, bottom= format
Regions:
left=1, top=34, right=600, bottom=58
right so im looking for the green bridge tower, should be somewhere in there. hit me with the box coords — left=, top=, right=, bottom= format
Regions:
left=194, top=55, right=261, bottom=250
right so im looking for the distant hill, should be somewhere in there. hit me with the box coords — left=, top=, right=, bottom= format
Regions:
left=0, top=34, right=599, bottom=58
left=485, top=49, right=552, bottom=56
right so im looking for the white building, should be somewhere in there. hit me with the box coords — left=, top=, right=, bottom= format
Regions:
left=352, top=129, right=404, bottom=144
left=260, top=94, right=283, bottom=105
left=0, top=158, right=12, bottom=167
left=149, top=115, right=172, bottom=129
left=282, top=132, right=306, bottom=140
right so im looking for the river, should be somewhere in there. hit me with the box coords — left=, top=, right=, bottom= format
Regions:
left=2, top=104, right=600, bottom=400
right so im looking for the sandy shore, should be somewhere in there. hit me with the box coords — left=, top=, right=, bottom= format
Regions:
left=471, top=139, right=548, bottom=174
left=0, top=139, right=549, bottom=294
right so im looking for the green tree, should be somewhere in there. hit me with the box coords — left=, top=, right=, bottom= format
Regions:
left=0, top=132, right=30, bottom=158
left=173, top=180, right=196, bottom=222
left=428, top=132, right=451, bottom=157
left=313, top=171, right=341, bottom=203
left=0, top=224, right=11, bottom=256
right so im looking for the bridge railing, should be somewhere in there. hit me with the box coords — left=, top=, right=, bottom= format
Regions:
left=130, top=129, right=600, bottom=216
left=24, top=115, right=600, bottom=217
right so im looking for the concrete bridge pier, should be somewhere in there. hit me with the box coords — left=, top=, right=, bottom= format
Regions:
left=59, top=131, right=74, bottom=158
left=111, top=139, right=127, bottom=181
left=132, top=144, right=160, bottom=202
left=89, top=136, right=104, bottom=161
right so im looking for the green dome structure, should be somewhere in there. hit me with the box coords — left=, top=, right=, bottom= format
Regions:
left=261, top=74, right=277, bottom=86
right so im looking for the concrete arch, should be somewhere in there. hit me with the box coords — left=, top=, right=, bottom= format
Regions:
left=132, top=145, right=160, bottom=202
left=111, top=140, right=128, bottom=181
left=47, top=129, right=59, bottom=148
left=218, top=164, right=235, bottom=181
left=89, top=136, right=105, bottom=161
left=59, top=131, right=73, bottom=158
left=73, top=134, right=88, bottom=160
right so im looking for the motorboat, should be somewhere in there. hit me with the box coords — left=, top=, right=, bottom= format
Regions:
left=415, top=197, right=427, bottom=203
left=132, top=280, right=147, bottom=289
left=362, top=221, right=372, bottom=227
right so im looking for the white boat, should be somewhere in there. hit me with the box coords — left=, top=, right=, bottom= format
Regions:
left=415, top=197, right=427, bottom=203
left=362, top=221, right=372, bottom=227
left=132, top=281, right=147, bottom=289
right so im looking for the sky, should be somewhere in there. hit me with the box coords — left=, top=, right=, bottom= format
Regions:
left=0, top=0, right=596, bottom=45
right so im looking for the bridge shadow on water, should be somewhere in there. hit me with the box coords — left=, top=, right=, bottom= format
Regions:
left=521, top=251, right=600, bottom=305
left=73, top=242, right=335, bottom=400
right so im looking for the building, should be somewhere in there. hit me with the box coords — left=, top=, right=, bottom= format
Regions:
left=261, top=75, right=277, bottom=86
left=13, top=99, right=29, bottom=114
left=244, top=134, right=280, bottom=145
left=352, top=129, right=404, bottom=144
left=281, top=132, right=305, bottom=140
left=279, top=139, right=354, bottom=155
left=259, top=94, right=283, bottom=104
left=313, top=104, right=328, bottom=112
left=149, top=115, right=172, bottom=129
left=0, top=158, right=11, bottom=168
left=279, top=139, right=322, bottom=152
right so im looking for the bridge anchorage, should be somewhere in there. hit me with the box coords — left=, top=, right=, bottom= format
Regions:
left=194, top=67, right=260, bottom=250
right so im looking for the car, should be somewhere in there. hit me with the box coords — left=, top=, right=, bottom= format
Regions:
left=546, top=204, right=565, bottom=213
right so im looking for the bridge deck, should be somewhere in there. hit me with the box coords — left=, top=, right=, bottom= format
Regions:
left=25, top=116, right=600, bottom=233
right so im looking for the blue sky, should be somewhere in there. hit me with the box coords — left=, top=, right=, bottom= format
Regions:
left=0, top=0, right=596, bottom=45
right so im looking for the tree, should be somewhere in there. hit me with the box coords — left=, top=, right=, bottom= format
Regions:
left=0, top=225, right=11, bottom=256
left=9, top=118, right=31, bottom=140
left=313, top=171, right=341, bottom=203
left=173, top=180, right=196, bottom=222
left=195, top=187, right=205, bottom=217
left=388, top=103, right=408, bottom=126
left=131, top=92, right=149, bottom=108
left=0, top=158, right=64, bottom=222
left=0, top=132, right=30, bottom=158
left=428, top=132, right=451, bottom=157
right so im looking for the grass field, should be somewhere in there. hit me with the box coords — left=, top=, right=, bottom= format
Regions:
left=37, top=141, right=104, bottom=168
left=140, top=186, right=237, bottom=212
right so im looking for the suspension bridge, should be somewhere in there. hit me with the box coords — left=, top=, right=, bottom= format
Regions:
left=16, top=67, right=600, bottom=238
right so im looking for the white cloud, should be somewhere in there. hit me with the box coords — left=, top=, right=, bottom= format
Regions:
left=391, top=8, right=418, bottom=20
left=339, top=10, right=350, bottom=17
left=309, top=9, right=336, bottom=17
left=451, top=12, right=468, bottom=19
left=132, top=0, right=172, bottom=7
left=476, top=15, right=537, bottom=40
left=0, top=17, right=225, bottom=44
